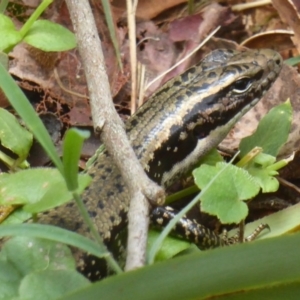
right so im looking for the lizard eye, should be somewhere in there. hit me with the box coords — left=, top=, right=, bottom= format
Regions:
left=232, top=77, right=253, bottom=93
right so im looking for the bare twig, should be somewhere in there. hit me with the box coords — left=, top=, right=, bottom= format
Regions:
left=278, top=177, right=300, bottom=194
left=65, top=0, right=164, bottom=272
left=232, top=0, right=271, bottom=11
left=127, top=0, right=138, bottom=114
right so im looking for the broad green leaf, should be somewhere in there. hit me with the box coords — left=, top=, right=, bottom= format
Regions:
left=247, top=166, right=279, bottom=193
left=0, top=29, right=22, bottom=52
left=0, top=13, right=15, bottom=29
left=0, top=260, right=20, bottom=299
left=0, top=14, right=21, bottom=50
left=1, top=208, right=32, bottom=225
left=0, top=168, right=91, bottom=213
left=19, top=270, right=90, bottom=300
left=0, top=63, right=63, bottom=172
left=251, top=152, right=276, bottom=167
left=0, top=237, right=89, bottom=300
left=0, top=236, right=76, bottom=276
left=18, top=0, right=54, bottom=38
left=240, top=100, right=292, bottom=157
left=0, top=108, right=33, bottom=162
left=147, top=230, right=194, bottom=262
left=63, top=128, right=90, bottom=191
left=217, top=281, right=300, bottom=299
left=0, top=51, right=8, bottom=69
left=0, top=224, right=109, bottom=258
left=245, top=153, right=279, bottom=193
left=193, top=162, right=260, bottom=224
left=24, top=20, right=76, bottom=52
left=59, top=233, right=300, bottom=300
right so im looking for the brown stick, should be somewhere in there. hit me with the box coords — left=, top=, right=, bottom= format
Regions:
left=65, top=0, right=164, bottom=272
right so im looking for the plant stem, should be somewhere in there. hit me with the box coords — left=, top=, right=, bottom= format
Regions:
left=19, top=0, right=53, bottom=37
left=188, top=0, right=194, bottom=15
left=165, top=185, right=199, bottom=205
left=101, top=0, right=122, bottom=70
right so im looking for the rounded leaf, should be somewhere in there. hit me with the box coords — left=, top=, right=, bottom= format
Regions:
left=24, top=20, right=76, bottom=52
left=19, top=270, right=89, bottom=300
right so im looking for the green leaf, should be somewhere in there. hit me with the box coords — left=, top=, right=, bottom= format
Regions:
left=0, top=63, right=63, bottom=172
left=0, top=29, right=22, bottom=51
left=24, top=20, right=76, bottom=52
left=0, top=108, right=33, bottom=162
left=1, top=208, right=32, bottom=225
left=245, top=153, right=279, bottom=193
left=0, top=13, right=15, bottom=29
left=58, top=233, right=300, bottom=300
left=0, top=237, right=90, bottom=300
left=248, top=166, right=279, bottom=193
left=19, top=270, right=90, bottom=300
left=219, top=281, right=300, bottom=299
left=193, top=162, right=260, bottom=224
left=0, top=168, right=91, bottom=213
left=240, top=100, right=292, bottom=157
left=285, top=55, right=300, bottom=66
left=0, top=14, right=22, bottom=51
left=0, top=51, right=8, bottom=69
left=0, top=236, right=76, bottom=276
left=63, top=128, right=90, bottom=191
left=0, top=224, right=109, bottom=258
left=0, top=260, right=20, bottom=299
left=147, top=230, right=194, bottom=262
left=251, top=152, right=276, bottom=168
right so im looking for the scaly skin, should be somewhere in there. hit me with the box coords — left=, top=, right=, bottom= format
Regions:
left=39, top=49, right=282, bottom=279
